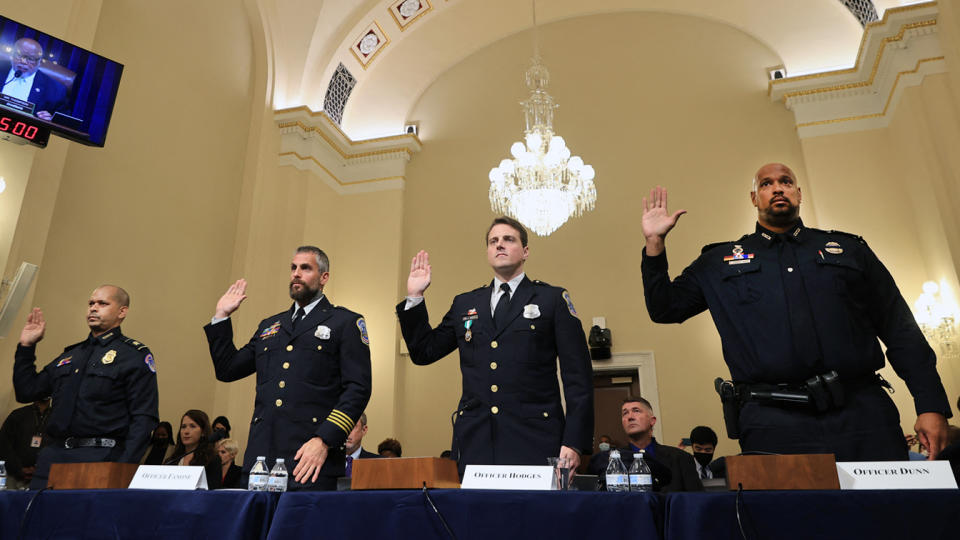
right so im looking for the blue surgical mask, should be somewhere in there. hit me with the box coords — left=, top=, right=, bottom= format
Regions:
left=598, top=442, right=611, bottom=452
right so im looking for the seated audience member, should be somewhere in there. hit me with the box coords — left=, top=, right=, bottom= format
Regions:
left=0, top=398, right=51, bottom=489
left=141, top=421, right=176, bottom=465
left=378, top=438, right=402, bottom=458
left=344, top=413, right=378, bottom=477
left=211, top=416, right=231, bottom=442
left=690, top=425, right=725, bottom=479
left=589, top=396, right=703, bottom=492
left=164, top=410, right=221, bottom=488
left=586, top=434, right=614, bottom=475
left=216, top=438, right=244, bottom=489
left=906, top=432, right=927, bottom=461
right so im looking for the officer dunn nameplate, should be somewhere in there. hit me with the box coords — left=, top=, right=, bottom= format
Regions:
left=128, top=465, right=209, bottom=490
left=836, top=461, right=957, bottom=490
left=461, top=465, right=553, bottom=490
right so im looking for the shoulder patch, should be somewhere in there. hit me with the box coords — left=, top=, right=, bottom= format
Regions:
left=561, top=290, right=578, bottom=317
left=144, top=353, right=156, bottom=373
left=356, top=318, right=370, bottom=346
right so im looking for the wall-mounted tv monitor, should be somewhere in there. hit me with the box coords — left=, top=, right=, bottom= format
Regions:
left=0, top=14, right=123, bottom=147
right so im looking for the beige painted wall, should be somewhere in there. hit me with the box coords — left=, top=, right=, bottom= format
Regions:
left=396, top=12, right=804, bottom=458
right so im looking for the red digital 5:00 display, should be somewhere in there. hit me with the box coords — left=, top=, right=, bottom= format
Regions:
left=0, top=112, right=51, bottom=147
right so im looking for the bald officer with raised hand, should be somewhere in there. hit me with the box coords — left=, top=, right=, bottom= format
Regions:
left=640, top=163, right=951, bottom=460
left=397, top=216, right=594, bottom=475
left=204, top=246, right=371, bottom=490
left=13, top=285, right=158, bottom=489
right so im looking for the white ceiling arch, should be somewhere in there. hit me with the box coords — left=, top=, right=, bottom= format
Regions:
left=262, top=0, right=927, bottom=140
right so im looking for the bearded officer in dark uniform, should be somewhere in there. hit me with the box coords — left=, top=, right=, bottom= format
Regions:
left=13, top=285, right=159, bottom=489
left=205, top=246, right=371, bottom=490
left=640, top=163, right=951, bottom=460
left=397, top=217, right=593, bottom=475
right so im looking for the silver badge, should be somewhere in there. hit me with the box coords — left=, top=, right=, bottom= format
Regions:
left=523, top=304, right=541, bottom=319
left=315, top=325, right=331, bottom=340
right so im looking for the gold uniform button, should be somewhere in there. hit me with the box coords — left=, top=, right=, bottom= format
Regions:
left=279, top=381, right=286, bottom=388
left=74, top=369, right=79, bottom=373
left=491, top=406, right=499, bottom=414
left=317, top=345, right=322, bottom=351
left=543, top=412, right=549, bottom=418
left=491, top=385, right=498, bottom=392
left=263, top=347, right=268, bottom=351
left=275, top=399, right=283, bottom=407
left=286, top=345, right=293, bottom=352
left=530, top=324, right=536, bottom=330
left=490, top=341, right=498, bottom=349
left=490, top=362, right=497, bottom=370
left=282, top=362, right=290, bottom=369
left=312, top=417, right=318, bottom=423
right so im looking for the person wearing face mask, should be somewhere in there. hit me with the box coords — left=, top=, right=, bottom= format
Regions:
left=210, top=416, right=231, bottom=443
left=586, top=435, right=614, bottom=475
left=141, top=421, right=176, bottom=465
left=689, top=426, right=724, bottom=480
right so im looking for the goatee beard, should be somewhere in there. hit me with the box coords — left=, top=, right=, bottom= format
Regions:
left=289, top=283, right=320, bottom=304
left=762, top=204, right=800, bottom=228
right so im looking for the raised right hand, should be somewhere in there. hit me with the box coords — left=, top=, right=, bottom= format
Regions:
left=19, top=308, right=46, bottom=347
left=215, top=279, right=248, bottom=319
left=407, top=251, right=432, bottom=297
left=641, top=186, right=687, bottom=255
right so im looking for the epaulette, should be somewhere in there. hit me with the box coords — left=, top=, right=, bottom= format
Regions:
left=532, top=279, right=553, bottom=287
left=120, top=336, right=150, bottom=352
left=333, top=305, right=361, bottom=317
left=469, top=283, right=489, bottom=293
left=820, top=229, right=867, bottom=245
left=62, top=341, right=85, bottom=353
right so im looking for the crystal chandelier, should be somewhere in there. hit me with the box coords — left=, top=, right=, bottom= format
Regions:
left=488, top=2, right=596, bottom=237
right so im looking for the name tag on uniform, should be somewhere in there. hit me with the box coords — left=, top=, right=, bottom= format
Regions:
left=836, top=461, right=957, bottom=490
left=31, top=435, right=42, bottom=448
left=129, top=465, right=209, bottom=490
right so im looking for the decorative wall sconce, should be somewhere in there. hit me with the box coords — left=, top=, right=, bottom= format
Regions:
left=913, top=280, right=958, bottom=360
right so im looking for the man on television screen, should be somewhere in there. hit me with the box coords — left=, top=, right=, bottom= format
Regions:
left=1, top=38, right=67, bottom=120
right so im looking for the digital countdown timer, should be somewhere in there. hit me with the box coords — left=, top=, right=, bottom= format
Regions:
left=0, top=110, right=51, bottom=148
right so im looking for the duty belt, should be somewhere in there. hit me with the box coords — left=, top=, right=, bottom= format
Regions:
left=737, top=371, right=891, bottom=413
left=62, top=437, right=117, bottom=449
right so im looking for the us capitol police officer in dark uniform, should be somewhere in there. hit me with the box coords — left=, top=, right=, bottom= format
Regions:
left=397, top=217, right=594, bottom=475
left=639, top=163, right=952, bottom=460
left=204, top=246, right=371, bottom=490
left=13, top=285, right=159, bottom=489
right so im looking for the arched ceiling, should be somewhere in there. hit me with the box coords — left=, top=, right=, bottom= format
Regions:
left=262, top=0, right=927, bottom=140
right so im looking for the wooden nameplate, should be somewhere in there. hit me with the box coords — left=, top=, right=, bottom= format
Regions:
left=352, top=457, right=460, bottom=490
left=48, top=462, right=140, bottom=489
left=726, top=454, right=840, bottom=490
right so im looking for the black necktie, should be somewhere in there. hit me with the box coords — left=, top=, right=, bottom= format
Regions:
left=493, top=283, right=511, bottom=329
left=292, top=307, right=304, bottom=330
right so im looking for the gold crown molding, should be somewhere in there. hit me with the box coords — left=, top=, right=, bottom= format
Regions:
left=389, top=0, right=433, bottom=32
left=768, top=1, right=938, bottom=96
left=795, top=56, right=944, bottom=129
left=278, top=151, right=405, bottom=188
left=273, top=106, right=422, bottom=147
left=277, top=121, right=414, bottom=160
left=779, top=19, right=936, bottom=102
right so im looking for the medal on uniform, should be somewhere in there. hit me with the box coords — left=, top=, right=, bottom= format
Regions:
left=101, top=350, right=117, bottom=365
left=723, top=244, right=755, bottom=265
left=464, top=319, right=473, bottom=342
left=824, top=241, right=843, bottom=254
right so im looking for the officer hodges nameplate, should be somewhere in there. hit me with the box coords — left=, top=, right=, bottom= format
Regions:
left=836, top=461, right=958, bottom=490
left=461, top=465, right=553, bottom=490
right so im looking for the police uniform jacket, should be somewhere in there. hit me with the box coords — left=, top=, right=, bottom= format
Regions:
left=13, top=328, right=159, bottom=462
left=396, top=276, right=594, bottom=469
left=204, top=296, right=372, bottom=478
left=641, top=220, right=951, bottom=418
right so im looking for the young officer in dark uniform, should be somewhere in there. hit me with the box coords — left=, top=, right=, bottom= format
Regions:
left=204, top=246, right=371, bottom=490
left=639, top=163, right=952, bottom=460
left=397, top=217, right=594, bottom=475
left=13, top=285, right=159, bottom=488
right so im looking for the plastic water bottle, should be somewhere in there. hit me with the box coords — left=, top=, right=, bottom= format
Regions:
left=605, top=450, right=629, bottom=492
left=248, top=456, right=269, bottom=491
left=267, top=458, right=288, bottom=492
left=628, top=451, right=653, bottom=492
left=0, top=460, right=7, bottom=490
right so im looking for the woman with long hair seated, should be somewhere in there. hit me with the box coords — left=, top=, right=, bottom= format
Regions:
left=164, top=409, right=222, bottom=489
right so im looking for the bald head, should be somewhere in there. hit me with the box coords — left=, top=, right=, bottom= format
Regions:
left=752, top=163, right=798, bottom=193
left=12, top=38, right=43, bottom=77
left=95, top=285, right=130, bottom=307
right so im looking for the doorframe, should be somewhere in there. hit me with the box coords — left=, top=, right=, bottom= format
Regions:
left=592, top=351, right=662, bottom=443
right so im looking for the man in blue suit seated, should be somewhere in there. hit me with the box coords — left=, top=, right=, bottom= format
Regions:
left=397, top=216, right=594, bottom=476
left=0, top=38, right=67, bottom=120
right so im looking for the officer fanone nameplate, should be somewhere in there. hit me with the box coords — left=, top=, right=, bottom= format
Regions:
left=128, top=465, right=209, bottom=490
left=836, top=461, right=958, bottom=490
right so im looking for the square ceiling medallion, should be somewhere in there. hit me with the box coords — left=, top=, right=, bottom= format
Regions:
left=389, top=0, right=432, bottom=31
left=351, top=21, right=390, bottom=69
